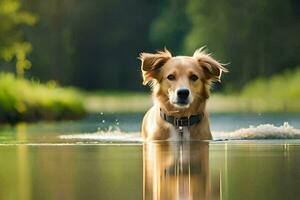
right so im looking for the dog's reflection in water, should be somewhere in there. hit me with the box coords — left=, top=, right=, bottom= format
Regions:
left=143, top=142, right=220, bottom=200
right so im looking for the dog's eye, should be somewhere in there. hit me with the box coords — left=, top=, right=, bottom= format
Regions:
left=190, top=74, right=198, bottom=81
left=167, top=74, right=176, bottom=81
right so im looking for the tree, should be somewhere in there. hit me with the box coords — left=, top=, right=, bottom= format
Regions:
left=23, top=0, right=162, bottom=90
left=0, top=0, right=37, bottom=78
left=184, top=0, right=300, bottom=89
left=149, top=0, right=190, bottom=55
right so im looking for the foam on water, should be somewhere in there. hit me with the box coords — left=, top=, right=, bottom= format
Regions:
left=59, top=122, right=300, bottom=142
left=214, top=122, right=300, bottom=140
left=60, top=130, right=142, bottom=142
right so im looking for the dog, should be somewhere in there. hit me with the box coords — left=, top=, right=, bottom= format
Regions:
left=139, top=47, right=227, bottom=140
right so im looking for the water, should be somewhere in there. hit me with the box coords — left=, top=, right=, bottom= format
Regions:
left=0, top=113, right=300, bottom=200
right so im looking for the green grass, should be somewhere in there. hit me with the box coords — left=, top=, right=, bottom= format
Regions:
left=0, top=73, right=86, bottom=123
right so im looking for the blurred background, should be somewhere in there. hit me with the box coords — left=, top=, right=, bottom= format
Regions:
left=0, top=0, right=300, bottom=122
left=1, top=2, right=300, bottom=199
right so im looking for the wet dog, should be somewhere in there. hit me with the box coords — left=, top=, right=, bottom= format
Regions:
left=139, top=47, right=227, bottom=140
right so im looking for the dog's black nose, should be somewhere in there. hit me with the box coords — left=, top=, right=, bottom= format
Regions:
left=177, top=88, right=190, bottom=99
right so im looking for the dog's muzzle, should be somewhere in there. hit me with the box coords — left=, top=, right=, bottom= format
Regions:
left=176, top=88, right=190, bottom=106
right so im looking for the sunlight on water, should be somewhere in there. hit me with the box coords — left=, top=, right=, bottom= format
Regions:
left=59, top=122, right=300, bottom=142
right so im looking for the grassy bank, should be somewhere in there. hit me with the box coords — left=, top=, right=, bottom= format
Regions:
left=84, top=68, right=300, bottom=113
left=1, top=67, right=299, bottom=124
left=207, top=67, right=300, bottom=112
left=237, top=67, right=300, bottom=112
left=83, top=92, right=255, bottom=113
left=0, top=73, right=86, bottom=123
left=84, top=91, right=151, bottom=113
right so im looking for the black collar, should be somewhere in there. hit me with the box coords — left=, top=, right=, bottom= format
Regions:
left=160, top=109, right=203, bottom=127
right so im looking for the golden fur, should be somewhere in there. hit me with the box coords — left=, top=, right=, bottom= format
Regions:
left=139, top=47, right=227, bottom=140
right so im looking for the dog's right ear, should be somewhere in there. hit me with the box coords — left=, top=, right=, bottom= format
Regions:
left=139, top=48, right=172, bottom=85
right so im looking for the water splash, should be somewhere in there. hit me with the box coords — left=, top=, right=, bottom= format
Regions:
left=96, top=111, right=122, bottom=133
left=59, top=122, right=300, bottom=142
left=213, top=122, right=300, bottom=140
left=60, top=126, right=142, bottom=142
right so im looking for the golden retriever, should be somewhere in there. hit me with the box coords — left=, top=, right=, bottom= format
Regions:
left=139, top=47, right=227, bottom=140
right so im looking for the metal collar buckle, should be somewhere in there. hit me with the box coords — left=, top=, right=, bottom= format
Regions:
left=174, top=117, right=190, bottom=127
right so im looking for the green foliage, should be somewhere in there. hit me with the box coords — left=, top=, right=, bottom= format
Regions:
left=150, top=0, right=190, bottom=54
left=0, top=73, right=86, bottom=123
left=24, top=0, right=160, bottom=88
left=0, top=0, right=37, bottom=77
left=184, top=0, right=300, bottom=89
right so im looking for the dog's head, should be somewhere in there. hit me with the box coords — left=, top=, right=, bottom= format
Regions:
left=139, top=47, right=228, bottom=113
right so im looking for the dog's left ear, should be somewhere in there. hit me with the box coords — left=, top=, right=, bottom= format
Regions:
left=193, top=48, right=228, bottom=82
left=139, top=48, right=172, bottom=85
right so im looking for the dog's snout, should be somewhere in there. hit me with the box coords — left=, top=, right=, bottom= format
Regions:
left=177, top=88, right=190, bottom=99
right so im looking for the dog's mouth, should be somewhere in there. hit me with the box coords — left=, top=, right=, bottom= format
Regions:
left=172, top=99, right=190, bottom=108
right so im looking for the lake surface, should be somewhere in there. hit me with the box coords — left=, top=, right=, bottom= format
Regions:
left=0, top=113, right=300, bottom=200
